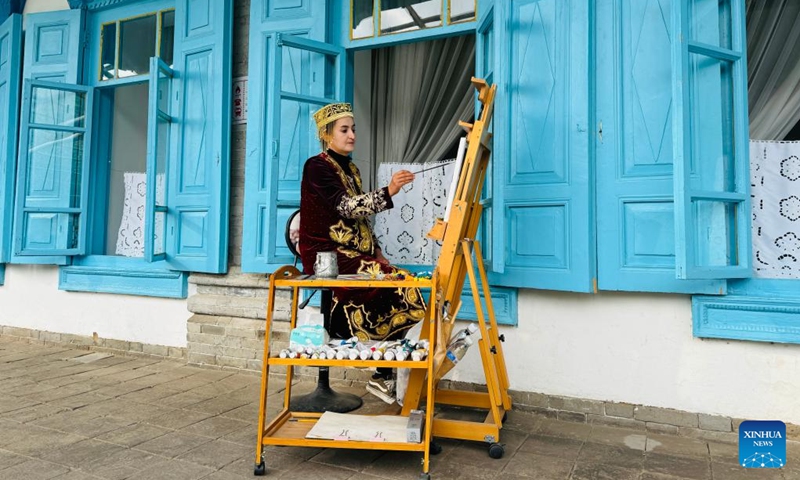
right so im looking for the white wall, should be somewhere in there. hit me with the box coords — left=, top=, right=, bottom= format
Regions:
left=0, top=265, right=192, bottom=347
left=449, top=290, right=800, bottom=425
left=23, top=0, right=69, bottom=14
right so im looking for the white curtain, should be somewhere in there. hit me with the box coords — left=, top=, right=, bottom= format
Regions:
left=750, top=141, right=800, bottom=279
left=116, top=172, right=164, bottom=258
left=370, top=35, right=475, bottom=165
left=747, top=0, right=800, bottom=140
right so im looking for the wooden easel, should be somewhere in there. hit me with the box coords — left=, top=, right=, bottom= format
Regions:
left=401, top=78, right=512, bottom=458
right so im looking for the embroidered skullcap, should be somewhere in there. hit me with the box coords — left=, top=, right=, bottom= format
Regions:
left=313, top=102, right=354, bottom=139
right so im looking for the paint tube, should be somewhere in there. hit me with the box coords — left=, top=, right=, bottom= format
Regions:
left=411, top=348, right=427, bottom=362
left=372, top=341, right=400, bottom=361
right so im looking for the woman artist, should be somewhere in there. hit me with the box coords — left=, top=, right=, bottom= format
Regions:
left=298, top=102, right=424, bottom=403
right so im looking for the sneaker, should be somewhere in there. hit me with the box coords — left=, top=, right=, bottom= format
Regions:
left=367, top=375, right=396, bottom=404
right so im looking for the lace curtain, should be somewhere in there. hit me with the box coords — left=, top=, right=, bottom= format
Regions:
left=374, top=160, right=457, bottom=265
left=750, top=140, right=800, bottom=279
left=115, top=172, right=164, bottom=257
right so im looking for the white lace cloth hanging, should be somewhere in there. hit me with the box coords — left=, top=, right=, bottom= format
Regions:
left=750, top=140, right=800, bottom=279
left=115, top=172, right=165, bottom=258
left=374, top=160, right=457, bottom=265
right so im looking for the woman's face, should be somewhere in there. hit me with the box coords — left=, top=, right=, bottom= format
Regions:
left=328, top=117, right=356, bottom=155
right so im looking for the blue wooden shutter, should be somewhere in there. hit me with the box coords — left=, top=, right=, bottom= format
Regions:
left=265, top=35, right=345, bottom=269
left=145, top=57, right=173, bottom=263
left=476, top=0, right=495, bottom=273
left=10, top=9, right=86, bottom=264
left=672, top=0, right=750, bottom=280
left=241, top=1, right=331, bottom=273
left=0, top=14, right=22, bottom=268
left=489, top=0, right=593, bottom=292
left=22, top=9, right=84, bottom=83
left=13, top=80, right=93, bottom=258
left=595, top=0, right=724, bottom=293
left=168, top=0, right=232, bottom=273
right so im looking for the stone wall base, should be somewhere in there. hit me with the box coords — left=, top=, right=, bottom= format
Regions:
left=0, top=325, right=186, bottom=361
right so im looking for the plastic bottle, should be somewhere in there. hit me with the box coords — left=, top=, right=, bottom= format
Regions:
left=439, top=336, right=474, bottom=378
left=449, top=323, right=479, bottom=346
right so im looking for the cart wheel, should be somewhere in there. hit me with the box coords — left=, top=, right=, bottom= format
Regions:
left=429, top=440, right=443, bottom=455
left=419, top=474, right=431, bottom=480
left=488, top=442, right=505, bottom=459
left=254, top=461, right=266, bottom=476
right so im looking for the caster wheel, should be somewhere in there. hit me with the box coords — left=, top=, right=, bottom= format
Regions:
left=429, top=440, right=443, bottom=455
left=488, top=442, right=505, bottom=459
left=254, top=461, right=266, bottom=476
left=420, top=474, right=431, bottom=480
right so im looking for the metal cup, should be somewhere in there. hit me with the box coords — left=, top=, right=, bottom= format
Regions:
left=314, top=251, right=338, bottom=278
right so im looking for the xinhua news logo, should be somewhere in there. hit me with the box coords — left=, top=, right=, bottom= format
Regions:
left=739, top=420, right=786, bottom=468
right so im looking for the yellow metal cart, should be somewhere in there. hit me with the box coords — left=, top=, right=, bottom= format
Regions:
left=254, top=265, right=440, bottom=478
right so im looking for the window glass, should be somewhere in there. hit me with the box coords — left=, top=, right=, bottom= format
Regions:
left=380, top=0, right=442, bottom=35
left=119, top=14, right=157, bottom=78
left=352, top=0, right=375, bottom=39
left=449, top=0, right=475, bottom=24
left=99, top=10, right=174, bottom=81
left=100, top=23, right=116, bottom=80
left=26, top=129, right=85, bottom=209
left=160, top=10, right=175, bottom=68
left=30, top=86, right=86, bottom=128
left=689, top=0, right=731, bottom=49
left=693, top=200, right=738, bottom=267
left=105, top=83, right=149, bottom=256
left=688, top=54, right=736, bottom=193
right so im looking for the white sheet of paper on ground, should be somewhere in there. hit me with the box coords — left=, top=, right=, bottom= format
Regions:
left=305, top=411, right=410, bottom=443
left=444, top=137, right=468, bottom=222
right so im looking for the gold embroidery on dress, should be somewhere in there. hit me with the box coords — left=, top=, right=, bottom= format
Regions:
left=358, top=222, right=373, bottom=252
left=337, top=247, right=360, bottom=258
left=357, top=260, right=384, bottom=276
left=330, top=220, right=354, bottom=244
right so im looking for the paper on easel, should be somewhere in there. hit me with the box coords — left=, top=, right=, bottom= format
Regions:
left=443, top=137, right=468, bottom=222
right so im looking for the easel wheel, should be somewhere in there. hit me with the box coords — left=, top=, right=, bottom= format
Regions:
left=419, top=473, right=431, bottom=480
left=488, top=443, right=505, bottom=459
left=429, top=440, right=442, bottom=455
left=254, top=461, right=266, bottom=476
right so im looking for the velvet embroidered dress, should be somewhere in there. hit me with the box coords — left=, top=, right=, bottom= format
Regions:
left=299, top=149, right=425, bottom=341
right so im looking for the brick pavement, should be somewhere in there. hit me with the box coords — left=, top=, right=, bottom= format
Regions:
left=1, top=337, right=797, bottom=480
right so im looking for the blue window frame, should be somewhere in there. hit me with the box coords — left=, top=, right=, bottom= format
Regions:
left=9, top=0, right=232, bottom=298
left=672, top=0, right=750, bottom=281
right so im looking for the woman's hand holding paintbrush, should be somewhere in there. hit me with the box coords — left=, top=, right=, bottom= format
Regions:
left=388, top=170, right=415, bottom=196
left=387, top=160, right=458, bottom=195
